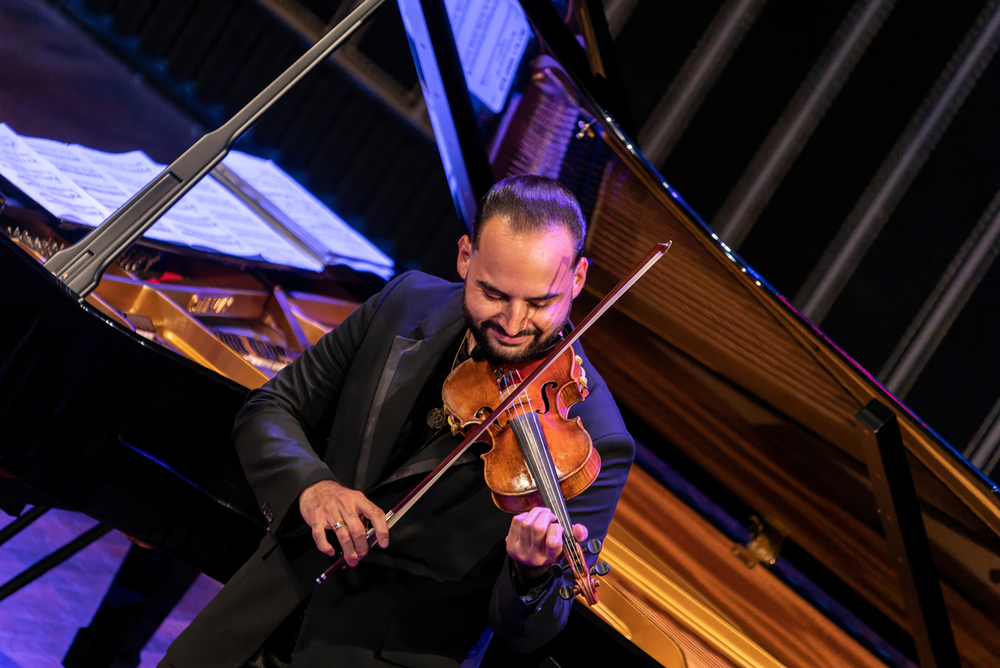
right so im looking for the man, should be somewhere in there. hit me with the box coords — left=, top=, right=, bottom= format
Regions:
left=161, top=175, right=634, bottom=667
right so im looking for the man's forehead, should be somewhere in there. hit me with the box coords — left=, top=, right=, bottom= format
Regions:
left=471, top=235, right=576, bottom=298
left=477, top=217, right=575, bottom=253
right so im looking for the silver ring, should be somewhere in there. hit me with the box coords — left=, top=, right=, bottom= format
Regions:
left=332, top=521, right=345, bottom=531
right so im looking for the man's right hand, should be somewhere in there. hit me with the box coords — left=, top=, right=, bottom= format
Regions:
left=298, top=480, right=389, bottom=567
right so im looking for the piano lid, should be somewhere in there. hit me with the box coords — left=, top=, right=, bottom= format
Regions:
left=399, top=0, right=1000, bottom=665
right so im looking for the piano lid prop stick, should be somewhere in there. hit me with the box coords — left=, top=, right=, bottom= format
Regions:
left=44, top=0, right=388, bottom=298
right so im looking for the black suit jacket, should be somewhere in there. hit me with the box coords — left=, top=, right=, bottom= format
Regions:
left=161, top=272, right=634, bottom=667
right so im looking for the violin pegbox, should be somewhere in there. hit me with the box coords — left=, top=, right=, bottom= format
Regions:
left=552, top=536, right=611, bottom=603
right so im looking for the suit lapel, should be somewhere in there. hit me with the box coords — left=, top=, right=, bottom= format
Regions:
left=369, top=434, right=481, bottom=492
left=354, top=289, right=467, bottom=491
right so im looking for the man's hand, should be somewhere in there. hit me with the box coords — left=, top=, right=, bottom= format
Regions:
left=505, top=507, right=588, bottom=569
left=298, top=480, right=389, bottom=567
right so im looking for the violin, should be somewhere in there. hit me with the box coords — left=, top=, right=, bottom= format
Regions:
left=442, top=345, right=599, bottom=512
left=442, top=343, right=604, bottom=603
left=316, top=242, right=671, bottom=605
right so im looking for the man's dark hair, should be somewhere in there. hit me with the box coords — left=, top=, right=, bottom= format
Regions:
left=472, top=175, right=587, bottom=263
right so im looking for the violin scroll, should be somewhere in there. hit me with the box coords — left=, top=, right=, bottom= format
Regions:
left=552, top=532, right=609, bottom=603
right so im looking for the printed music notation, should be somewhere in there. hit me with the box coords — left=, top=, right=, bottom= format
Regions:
left=0, top=123, right=394, bottom=278
left=441, top=0, right=529, bottom=114
left=221, top=151, right=394, bottom=278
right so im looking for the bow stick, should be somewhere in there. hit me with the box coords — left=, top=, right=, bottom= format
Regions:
left=317, top=241, right=671, bottom=584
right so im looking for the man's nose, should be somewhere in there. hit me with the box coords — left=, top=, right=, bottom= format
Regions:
left=499, top=301, right=529, bottom=334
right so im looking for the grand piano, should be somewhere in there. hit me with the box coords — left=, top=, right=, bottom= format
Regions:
left=2, top=1, right=999, bottom=667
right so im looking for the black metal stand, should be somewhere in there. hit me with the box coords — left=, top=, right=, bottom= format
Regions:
left=63, top=543, right=201, bottom=668
left=0, top=522, right=112, bottom=601
left=416, top=0, right=497, bottom=228
left=857, top=399, right=960, bottom=668
left=0, top=505, right=49, bottom=546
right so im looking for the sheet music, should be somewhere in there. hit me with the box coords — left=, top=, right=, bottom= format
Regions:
left=0, top=125, right=322, bottom=271
left=222, top=151, right=394, bottom=278
left=21, top=137, right=191, bottom=247
left=74, top=146, right=325, bottom=270
left=0, top=125, right=397, bottom=275
left=443, top=0, right=529, bottom=113
left=185, top=167, right=327, bottom=270
left=0, top=124, right=108, bottom=226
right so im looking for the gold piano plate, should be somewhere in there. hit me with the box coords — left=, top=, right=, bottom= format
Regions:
left=149, top=282, right=271, bottom=321
left=93, top=274, right=270, bottom=389
left=287, top=291, right=360, bottom=346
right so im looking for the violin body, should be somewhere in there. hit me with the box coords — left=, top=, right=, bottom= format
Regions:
left=442, top=345, right=601, bottom=513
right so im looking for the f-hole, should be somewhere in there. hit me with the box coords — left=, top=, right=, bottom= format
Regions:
left=539, top=381, right=559, bottom=414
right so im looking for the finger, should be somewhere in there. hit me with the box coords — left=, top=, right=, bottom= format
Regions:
left=523, top=506, right=553, bottom=525
left=511, top=508, right=540, bottom=545
left=331, top=521, right=360, bottom=566
left=530, top=508, right=557, bottom=545
left=512, top=507, right=539, bottom=532
left=358, top=499, right=389, bottom=549
left=342, top=511, right=370, bottom=565
left=311, top=523, right=336, bottom=556
left=507, top=511, right=540, bottom=563
left=545, top=521, right=565, bottom=561
left=572, top=524, right=588, bottom=542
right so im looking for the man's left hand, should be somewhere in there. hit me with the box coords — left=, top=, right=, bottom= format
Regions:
left=506, top=506, right=588, bottom=568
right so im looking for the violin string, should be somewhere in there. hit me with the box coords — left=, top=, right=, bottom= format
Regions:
left=505, top=369, right=564, bottom=512
left=496, top=367, right=593, bottom=596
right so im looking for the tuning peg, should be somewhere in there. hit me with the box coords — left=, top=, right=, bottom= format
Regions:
left=548, top=563, right=565, bottom=579
left=585, top=538, right=603, bottom=555
left=590, top=561, right=610, bottom=576
left=558, top=584, right=576, bottom=600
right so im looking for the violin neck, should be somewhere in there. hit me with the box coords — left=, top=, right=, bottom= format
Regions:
left=500, top=369, right=596, bottom=602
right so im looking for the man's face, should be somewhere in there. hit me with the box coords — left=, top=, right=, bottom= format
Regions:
left=457, top=216, right=588, bottom=365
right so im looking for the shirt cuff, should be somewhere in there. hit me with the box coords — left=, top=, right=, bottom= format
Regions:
left=511, top=559, right=555, bottom=604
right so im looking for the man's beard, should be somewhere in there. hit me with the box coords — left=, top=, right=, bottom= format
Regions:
left=462, top=291, right=569, bottom=365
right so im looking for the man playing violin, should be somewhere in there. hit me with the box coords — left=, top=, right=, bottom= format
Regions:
left=161, top=175, right=635, bottom=667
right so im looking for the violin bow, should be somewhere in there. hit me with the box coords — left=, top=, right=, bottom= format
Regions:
left=317, top=241, right=671, bottom=585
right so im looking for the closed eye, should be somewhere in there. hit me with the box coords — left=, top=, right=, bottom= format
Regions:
left=482, top=288, right=505, bottom=301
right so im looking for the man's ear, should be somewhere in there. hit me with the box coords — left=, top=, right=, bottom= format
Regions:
left=457, top=235, right=473, bottom=280
left=571, top=256, right=589, bottom=299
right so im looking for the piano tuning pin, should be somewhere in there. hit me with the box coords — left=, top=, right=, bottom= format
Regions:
left=548, top=563, right=564, bottom=579
left=590, top=561, right=610, bottom=577
left=585, top=538, right=602, bottom=554
left=558, top=584, right=576, bottom=600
